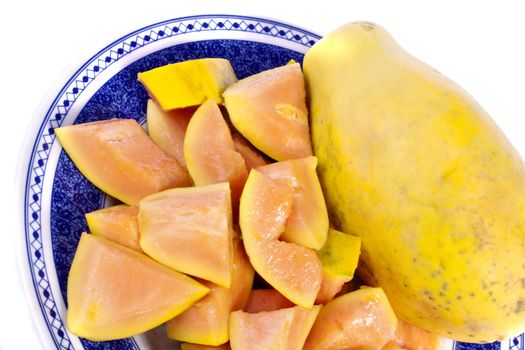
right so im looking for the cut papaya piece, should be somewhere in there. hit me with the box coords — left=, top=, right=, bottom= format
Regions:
left=66, top=233, right=208, bottom=341
left=139, top=182, right=233, bottom=287
left=184, top=100, right=248, bottom=208
left=383, top=342, right=405, bottom=350
left=146, top=99, right=194, bottom=169
left=315, top=273, right=347, bottom=305
left=315, top=228, right=361, bottom=304
left=317, top=229, right=361, bottom=279
left=229, top=305, right=320, bottom=350
left=288, top=305, right=322, bottom=350
left=239, top=170, right=322, bottom=307
left=55, top=119, right=190, bottom=205
left=181, top=344, right=231, bottom=350
left=230, top=309, right=293, bottom=350
left=304, top=287, right=398, bottom=350
left=223, top=63, right=312, bottom=161
left=85, top=205, right=141, bottom=252
left=229, top=236, right=256, bottom=311
left=232, top=133, right=268, bottom=170
left=168, top=280, right=230, bottom=346
left=166, top=238, right=254, bottom=346
left=245, top=289, right=294, bottom=313
left=394, top=319, right=440, bottom=350
left=138, top=58, right=237, bottom=111
left=257, top=156, right=328, bottom=250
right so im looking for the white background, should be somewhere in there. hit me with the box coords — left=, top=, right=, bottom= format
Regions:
left=1, top=0, right=524, bottom=348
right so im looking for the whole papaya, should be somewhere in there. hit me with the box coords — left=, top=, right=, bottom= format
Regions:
left=304, top=22, right=525, bottom=343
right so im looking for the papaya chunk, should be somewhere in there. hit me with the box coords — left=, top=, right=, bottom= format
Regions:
left=184, top=100, right=248, bottom=208
left=138, top=58, right=237, bottom=110
left=139, top=182, right=233, bottom=287
left=224, top=63, right=312, bottom=161
left=239, top=170, right=322, bottom=307
left=55, top=119, right=190, bottom=205
left=66, top=233, right=208, bottom=341
left=166, top=237, right=254, bottom=346
left=229, top=305, right=320, bottom=350
left=147, top=98, right=194, bottom=169
left=304, top=287, right=397, bottom=350
left=257, top=156, right=328, bottom=250
left=85, top=204, right=141, bottom=252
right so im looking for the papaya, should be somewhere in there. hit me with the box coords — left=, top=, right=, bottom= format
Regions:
left=394, top=319, right=440, bottom=350
left=138, top=182, right=233, bottom=288
left=223, top=63, right=312, bottom=161
left=184, top=100, right=248, bottom=208
left=239, top=170, right=322, bottom=307
left=166, top=237, right=254, bottom=346
left=66, top=233, right=208, bottom=341
left=85, top=205, right=141, bottom=252
left=55, top=119, right=190, bottom=205
left=232, top=133, right=268, bottom=170
left=257, top=156, right=328, bottom=250
left=138, top=58, right=237, bottom=111
left=229, top=305, right=321, bottom=350
left=383, top=342, right=405, bottom=350
left=315, top=228, right=361, bottom=304
left=245, top=289, right=294, bottom=313
left=304, top=287, right=397, bottom=350
left=304, top=21, right=525, bottom=342
left=146, top=98, right=194, bottom=169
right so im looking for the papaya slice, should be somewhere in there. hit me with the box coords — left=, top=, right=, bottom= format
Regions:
left=304, top=287, right=398, bottom=350
left=138, top=58, right=237, bottom=111
left=181, top=344, right=231, bottom=350
left=315, top=274, right=348, bottom=305
left=139, top=182, right=233, bottom=287
left=85, top=205, right=141, bottom=252
left=232, top=133, right=268, bottom=170
left=288, top=305, right=322, bottom=350
left=239, top=170, right=322, bottom=307
left=229, top=236, right=256, bottom=311
left=146, top=99, right=194, bottom=169
left=66, top=233, right=208, bottom=341
left=55, top=119, right=190, bottom=205
left=229, top=305, right=320, bottom=350
left=393, top=319, right=440, bottom=350
left=184, top=100, right=248, bottom=208
left=168, top=280, right=230, bottom=346
left=257, top=156, right=328, bottom=250
left=383, top=342, right=405, bottom=350
left=223, top=63, right=312, bottom=161
left=166, top=237, right=254, bottom=346
left=316, top=228, right=361, bottom=303
left=245, top=289, right=294, bottom=313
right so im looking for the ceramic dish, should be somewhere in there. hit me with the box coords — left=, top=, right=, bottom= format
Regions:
left=19, top=14, right=523, bottom=350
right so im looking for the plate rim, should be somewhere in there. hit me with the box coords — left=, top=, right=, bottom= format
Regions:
left=17, top=13, right=321, bottom=349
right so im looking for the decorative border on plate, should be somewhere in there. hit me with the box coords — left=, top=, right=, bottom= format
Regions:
left=22, top=14, right=320, bottom=349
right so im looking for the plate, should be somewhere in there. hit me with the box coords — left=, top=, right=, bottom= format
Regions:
left=18, top=14, right=524, bottom=350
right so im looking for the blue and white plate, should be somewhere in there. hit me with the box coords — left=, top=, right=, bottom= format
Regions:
left=18, top=14, right=524, bottom=350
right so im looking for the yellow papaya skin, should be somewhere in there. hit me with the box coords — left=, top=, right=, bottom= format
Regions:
left=304, top=22, right=525, bottom=342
